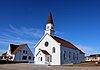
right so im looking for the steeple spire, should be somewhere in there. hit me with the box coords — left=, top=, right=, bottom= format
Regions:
left=45, top=12, right=54, bottom=36
left=47, top=12, right=53, bottom=24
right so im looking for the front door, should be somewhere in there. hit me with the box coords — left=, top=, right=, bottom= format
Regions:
left=45, top=56, right=50, bottom=65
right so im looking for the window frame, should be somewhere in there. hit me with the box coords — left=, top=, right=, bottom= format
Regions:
left=23, top=50, right=25, bottom=54
left=52, top=47, right=55, bottom=53
left=28, top=56, right=31, bottom=60
left=22, top=56, right=27, bottom=60
left=45, top=41, right=49, bottom=47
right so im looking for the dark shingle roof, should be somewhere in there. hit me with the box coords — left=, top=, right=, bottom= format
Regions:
left=52, top=36, right=84, bottom=54
left=41, top=50, right=50, bottom=55
left=47, top=12, right=53, bottom=24
left=10, top=44, right=27, bottom=54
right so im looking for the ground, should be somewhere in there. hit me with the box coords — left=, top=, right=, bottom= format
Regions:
left=0, top=63, right=100, bottom=70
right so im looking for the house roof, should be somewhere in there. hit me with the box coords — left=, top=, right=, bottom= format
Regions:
left=90, top=54, right=100, bottom=57
left=10, top=44, right=27, bottom=55
left=52, top=36, right=84, bottom=54
left=2, top=52, right=7, bottom=56
left=10, top=44, right=19, bottom=54
left=47, top=12, right=53, bottom=24
left=40, top=50, right=50, bottom=55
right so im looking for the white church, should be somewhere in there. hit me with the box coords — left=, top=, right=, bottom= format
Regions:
left=34, top=13, right=85, bottom=65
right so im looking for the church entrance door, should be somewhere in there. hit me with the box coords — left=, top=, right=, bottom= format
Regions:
left=45, top=55, right=50, bottom=65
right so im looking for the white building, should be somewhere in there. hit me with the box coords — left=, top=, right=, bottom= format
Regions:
left=85, top=54, right=100, bottom=61
left=7, top=44, right=34, bottom=62
left=34, top=13, right=85, bottom=65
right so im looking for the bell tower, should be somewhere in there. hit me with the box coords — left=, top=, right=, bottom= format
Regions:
left=45, top=13, right=54, bottom=36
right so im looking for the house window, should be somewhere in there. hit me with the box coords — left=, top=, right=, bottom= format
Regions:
left=26, top=51, right=28, bottom=54
left=45, top=41, right=49, bottom=47
left=64, top=51, right=66, bottom=60
left=52, top=47, right=55, bottom=53
left=41, top=57, right=42, bottom=61
left=23, top=50, right=25, bottom=54
left=10, top=56, right=13, bottom=59
left=28, top=56, right=31, bottom=60
left=22, top=56, right=27, bottom=60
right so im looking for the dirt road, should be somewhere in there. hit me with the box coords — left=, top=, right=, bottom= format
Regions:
left=0, top=63, right=100, bottom=70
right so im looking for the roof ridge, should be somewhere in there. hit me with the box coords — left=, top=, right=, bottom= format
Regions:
left=51, top=36, right=84, bottom=54
left=12, top=44, right=27, bottom=54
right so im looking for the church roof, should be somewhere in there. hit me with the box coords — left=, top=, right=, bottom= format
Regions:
left=47, top=12, right=53, bottom=24
left=10, top=44, right=27, bottom=55
left=52, top=36, right=84, bottom=54
left=41, top=50, right=50, bottom=55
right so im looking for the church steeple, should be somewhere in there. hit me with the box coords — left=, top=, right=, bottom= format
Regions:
left=47, top=12, right=53, bottom=24
left=45, top=13, right=54, bottom=36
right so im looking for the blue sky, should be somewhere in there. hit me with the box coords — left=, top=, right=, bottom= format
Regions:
left=0, top=0, right=100, bottom=56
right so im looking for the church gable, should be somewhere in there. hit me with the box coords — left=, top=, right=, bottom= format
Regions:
left=34, top=33, right=61, bottom=63
left=35, top=33, right=60, bottom=50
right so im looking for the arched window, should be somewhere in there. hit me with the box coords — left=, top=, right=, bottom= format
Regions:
left=47, top=26, right=49, bottom=29
left=41, top=57, right=42, bottom=61
left=52, top=47, right=55, bottom=53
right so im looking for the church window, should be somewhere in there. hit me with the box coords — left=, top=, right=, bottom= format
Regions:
left=51, top=26, right=53, bottom=30
left=64, top=51, right=66, bottom=60
left=69, top=52, right=71, bottom=60
left=47, top=26, right=49, bottom=29
left=45, top=41, right=49, bottom=47
left=77, top=53, right=78, bottom=60
left=52, top=47, right=55, bottom=53
left=73, top=53, right=75, bottom=60
left=41, top=57, right=42, bottom=61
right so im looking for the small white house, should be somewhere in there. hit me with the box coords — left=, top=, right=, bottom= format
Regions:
left=34, top=13, right=85, bottom=65
left=7, top=44, right=34, bottom=62
left=85, top=54, right=100, bottom=61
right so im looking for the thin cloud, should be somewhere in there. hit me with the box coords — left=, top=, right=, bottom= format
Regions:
left=8, top=24, right=43, bottom=38
left=55, top=31, right=65, bottom=37
left=76, top=44, right=99, bottom=56
left=0, top=25, right=44, bottom=54
left=0, top=49, right=6, bottom=56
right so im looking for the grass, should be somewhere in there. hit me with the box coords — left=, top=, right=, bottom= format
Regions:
left=66, top=61, right=100, bottom=66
